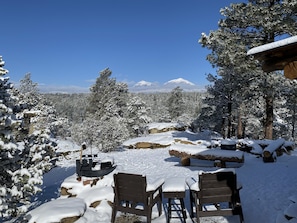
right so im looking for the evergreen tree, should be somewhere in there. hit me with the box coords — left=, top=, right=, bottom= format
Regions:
left=73, top=68, right=130, bottom=151
left=18, top=73, right=69, bottom=138
left=88, top=68, right=128, bottom=118
left=199, top=0, right=297, bottom=139
left=126, top=95, right=152, bottom=137
left=18, top=73, right=40, bottom=110
left=0, top=56, right=56, bottom=219
left=167, top=86, right=185, bottom=121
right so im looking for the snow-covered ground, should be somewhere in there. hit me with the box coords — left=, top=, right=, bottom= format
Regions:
left=19, top=130, right=297, bottom=223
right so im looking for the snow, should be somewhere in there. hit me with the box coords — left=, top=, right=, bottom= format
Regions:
left=263, top=138, right=285, bottom=154
left=170, top=142, right=210, bottom=154
left=221, top=139, right=237, bottom=145
left=247, top=35, right=297, bottom=55
left=147, top=122, right=187, bottom=130
left=163, top=177, right=186, bottom=192
left=164, top=78, right=195, bottom=86
left=169, top=143, right=244, bottom=160
left=26, top=198, right=86, bottom=223
left=17, top=130, right=297, bottom=223
left=146, top=178, right=165, bottom=192
left=123, top=133, right=175, bottom=147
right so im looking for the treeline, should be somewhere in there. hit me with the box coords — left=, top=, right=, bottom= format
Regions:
left=43, top=68, right=205, bottom=151
left=44, top=91, right=204, bottom=125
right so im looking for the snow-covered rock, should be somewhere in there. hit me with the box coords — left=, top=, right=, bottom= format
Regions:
left=26, top=198, right=87, bottom=223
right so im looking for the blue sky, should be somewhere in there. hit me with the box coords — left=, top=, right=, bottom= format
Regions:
left=1, top=0, right=244, bottom=92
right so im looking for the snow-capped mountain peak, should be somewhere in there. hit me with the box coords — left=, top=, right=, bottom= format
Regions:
left=164, top=78, right=195, bottom=86
left=129, top=78, right=205, bottom=93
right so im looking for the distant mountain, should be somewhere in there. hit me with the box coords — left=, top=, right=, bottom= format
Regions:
left=164, top=78, right=195, bottom=86
left=37, top=78, right=206, bottom=94
left=129, top=77, right=205, bottom=93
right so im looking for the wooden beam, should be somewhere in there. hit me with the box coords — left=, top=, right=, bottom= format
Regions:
left=253, top=44, right=297, bottom=72
left=284, top=61, right=297, bottom=79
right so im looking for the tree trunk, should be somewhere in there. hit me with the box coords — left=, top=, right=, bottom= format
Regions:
left=221, top=117, right=226, bottom=138
left=265, top=94, right=273, bottom=139
left=227, top=101, right=232, bottom=138
left=237, top=107, right=243, bottom=139
left=292, top=103, right=296, bottom=139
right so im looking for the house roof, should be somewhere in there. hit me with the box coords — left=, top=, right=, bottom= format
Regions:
left=247, top=36, right=297, bottom=73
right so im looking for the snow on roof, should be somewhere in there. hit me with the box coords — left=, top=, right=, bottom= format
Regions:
left=247, top=36, right=297, bottom=56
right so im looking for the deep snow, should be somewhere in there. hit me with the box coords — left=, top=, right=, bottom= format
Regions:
left=15, top=128, right=297, bottom=223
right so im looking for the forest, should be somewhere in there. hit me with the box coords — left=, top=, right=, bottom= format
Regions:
left=1, top=0, right=297, bottom=221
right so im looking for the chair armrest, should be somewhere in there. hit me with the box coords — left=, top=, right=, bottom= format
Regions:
left=186, top=177, right=199, bottom=192
left=147, top=178, right=164, bottom=192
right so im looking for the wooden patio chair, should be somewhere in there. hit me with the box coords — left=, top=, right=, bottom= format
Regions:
left=188, top=169, right=244, bottom=223
left=111, top=172, right=164, bottom=223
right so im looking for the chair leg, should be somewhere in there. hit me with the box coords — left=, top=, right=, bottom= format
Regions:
left=111, top=207, right=117, bottom=223
left=147, top=208, right=152, bottom=223
left=189, top=191, right=194, bottom=218
left=147, top=216, right=152, bottom=223
left=239, top=206, right=244, bottom=223
left=157, top=191, right=162, bottom=216
left=196, top=202, right=202, bottom=223
left=180, top=198, right=187, bottom=222
left=167, top=198, right=173, bottom=223
left=194, top=193, right=201, bottom=220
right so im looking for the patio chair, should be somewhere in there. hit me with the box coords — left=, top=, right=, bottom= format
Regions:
left=188, top=169, right=244, bottom=223
left=111, top=172, right=164, bottom=223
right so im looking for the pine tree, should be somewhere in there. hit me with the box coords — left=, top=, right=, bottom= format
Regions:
left=126, top=95, right=152, bottom=137
left=73, top=68, right=130, bottom=151
left=18, top=73, right=69, bottom=138
left=88, top=68, right=128, bottom=118
left=18, top=73, right=40, bottom=110
left=199, top=0, right=297, bottom=139
left=167, top=86, right=185, bottom=121
left=0, top=57, right=57, bottom=219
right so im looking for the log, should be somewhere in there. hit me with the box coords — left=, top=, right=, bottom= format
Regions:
left=263, top=138, right=285, bottom=162
left=193, top=150, right=244, bottom=163
left=169, top=149, right=244, bottom=164
left=180, top=156, right=191, bottom=166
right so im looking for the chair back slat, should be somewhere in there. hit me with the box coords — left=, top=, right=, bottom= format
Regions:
left=114, top=173, right=147, bottom=204
left=189, top=170, right=244, bottom=222
left=199, top=171, right=236, bottom=203
left=112, top=172, right=163, bottom=223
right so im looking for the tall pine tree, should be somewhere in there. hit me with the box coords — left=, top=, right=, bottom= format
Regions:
left=199, top=0, right=297, bottom=139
